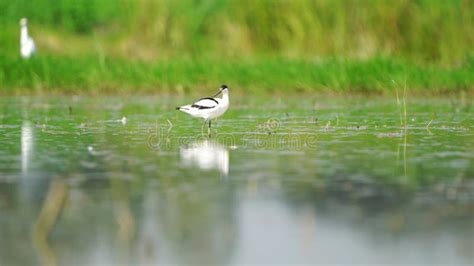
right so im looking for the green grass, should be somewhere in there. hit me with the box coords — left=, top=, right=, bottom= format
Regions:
left=0, top=0, right=473, bottom=64
left=1, top=0, right=473, bottom=94
left=1, top=56, right=473, bottom=95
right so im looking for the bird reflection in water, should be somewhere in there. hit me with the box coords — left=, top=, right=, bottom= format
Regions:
left=21, top=121, right=33, bottom=174
left=180, top=140, right=229, bottom=176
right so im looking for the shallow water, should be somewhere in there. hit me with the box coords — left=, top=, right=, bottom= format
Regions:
left=0, top=96, right=473, bottom=265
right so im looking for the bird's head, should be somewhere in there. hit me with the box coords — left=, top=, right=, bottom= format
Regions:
left=212, top=84, right=229, bottom=97
left=219, top=84, right=229, bottom=93
left=20, top=18, right=28, bottom=27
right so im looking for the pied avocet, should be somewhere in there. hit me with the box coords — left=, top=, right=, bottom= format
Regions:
left=176, top=84, right=230, bottom=134
left=20, top=18, right=36, bottom=59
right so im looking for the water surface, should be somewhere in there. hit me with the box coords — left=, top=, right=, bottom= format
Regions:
left=0, top=96, right=473, bottom=265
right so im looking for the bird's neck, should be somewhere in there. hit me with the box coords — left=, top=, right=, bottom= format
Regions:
left=21, top=26, right=29, bottom=44
left=221, top=91, right=229, bottom=104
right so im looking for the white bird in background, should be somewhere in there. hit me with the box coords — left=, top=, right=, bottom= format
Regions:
left=20, top=18, right=36, bottom=59
left=176, top=84, right=230, bottom=134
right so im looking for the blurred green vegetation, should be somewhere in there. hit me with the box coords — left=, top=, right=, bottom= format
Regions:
left=0, top=0, right=473, bottom=93
left=1, top=56, right=472, bottom=94
left=0, top=0, right=125, bottom=33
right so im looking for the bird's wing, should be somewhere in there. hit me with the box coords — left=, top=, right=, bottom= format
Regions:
left=191, top=97, right=219, bottom=109
left=29, top=38, right=36, bottom=54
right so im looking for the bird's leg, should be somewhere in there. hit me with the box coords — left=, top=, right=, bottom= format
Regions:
left=201, top=119, right=208, bottom=135
left=208, top=120, right=211, bottom=136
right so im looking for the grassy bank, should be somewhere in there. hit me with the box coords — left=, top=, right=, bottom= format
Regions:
left=1, top=1, right=472, bottom=94
left=1, top=56, right=473, bottom=95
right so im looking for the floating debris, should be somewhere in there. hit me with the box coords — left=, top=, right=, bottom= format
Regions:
left=353, top=125, right=368, bottom=130
left=167, top=119, right=173, bottom=132
left=324, top=121, right=331, bottom=129
left=121, top=116, right=128, bottom=125
left=426, top=119, right=433, bottom=129
left=377, top=132, right=404, bottom=138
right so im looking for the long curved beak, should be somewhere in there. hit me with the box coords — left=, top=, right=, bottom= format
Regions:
left=211, top=89, right=222, bottom=97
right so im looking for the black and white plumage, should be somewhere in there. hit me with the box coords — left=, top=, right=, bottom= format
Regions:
left=176, top=85, right=230, bottom=133
left=20, top=18, right=36, bottom=59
